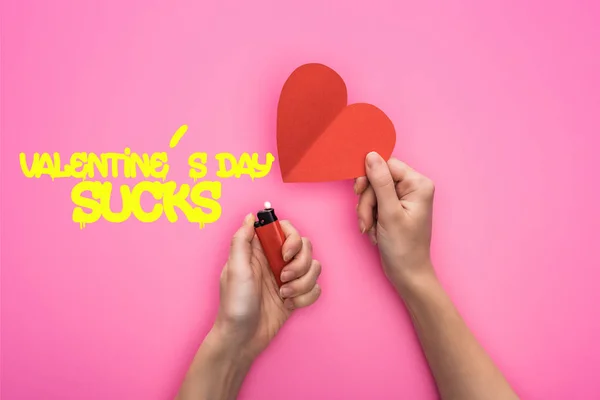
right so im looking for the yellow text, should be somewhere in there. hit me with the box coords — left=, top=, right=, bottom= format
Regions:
left=214, top=152, right=274, bottom=179
left=71, top=180, right=222, bottom=228
left=20, top=150, right=170, bottom=180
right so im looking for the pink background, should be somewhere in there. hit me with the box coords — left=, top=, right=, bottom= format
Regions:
left=2, top=0, right=600, bottom=399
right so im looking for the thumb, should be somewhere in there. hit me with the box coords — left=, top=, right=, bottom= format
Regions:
left=365, top=152, right=399, bottom=216
left=227, top=213, right=256, bottom=279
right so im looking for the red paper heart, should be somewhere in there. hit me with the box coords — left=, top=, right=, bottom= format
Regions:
left=277, top=63, right=396, bottom=182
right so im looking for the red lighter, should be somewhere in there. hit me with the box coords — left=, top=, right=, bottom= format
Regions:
left=254, top=202, right=287, bottom=287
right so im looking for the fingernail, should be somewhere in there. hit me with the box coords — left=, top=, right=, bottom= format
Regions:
left=366, top=152, right=382, bottom=168
left=280, top=270, right=294, bottom=282
left=284, top=299, right=295, bottom=310
left=283, top=251, right=293, bottom=262
left=359, top=220, right=366, bottom=234
left=353, top=182, right=358, bottom=194
left=280, top=286, right=292, bottom=298
left=244, top=213, right=254, bottom=224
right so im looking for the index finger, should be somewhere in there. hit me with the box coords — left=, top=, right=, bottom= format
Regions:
left=354, top=176, right=369, bottom=195
left=279, top=220, right=302, bottom=262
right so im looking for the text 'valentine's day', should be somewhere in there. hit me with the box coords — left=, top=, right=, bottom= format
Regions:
left=19, top=125, right=274, bottom=229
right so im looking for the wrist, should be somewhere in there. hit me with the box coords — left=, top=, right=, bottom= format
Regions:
left=178, top=328, right=253, bottom=400
left=390, top=262, right=439, bottom=301
left=205, top=324, right=255, bottom=368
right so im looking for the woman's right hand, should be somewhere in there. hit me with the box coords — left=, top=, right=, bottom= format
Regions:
left=355, top=152, right=436, bottom=295
left=356, top=153, right=519, bottom=400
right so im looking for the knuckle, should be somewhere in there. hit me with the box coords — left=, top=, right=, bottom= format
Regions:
left=374, top=173, right=393, bottom=188
left=312, top=260, right=322, bottom=277
left=314, top=284, right=322, bottom=297
left=301, top=237, right=312, bottom=253
left=311, top=285, right=322, bottom=303
left=358, top=191, right=375, bottom=208
left=230, top=234, right=240, bottom=249
left=357, top=206, right=371, bottom=221
left=280, top=220, right=294, bottom=232
left=417, top=176, right=433, bottom=189
left=422, top=178, right=435, bottom=195
left=289, top=233, right=301, bottom=247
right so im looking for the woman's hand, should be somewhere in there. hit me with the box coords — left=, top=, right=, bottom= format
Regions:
left=177, top=214, right=321, bottom=400
left=354, top=152, right=518, bottom=400
left=355, top=152, right=436, bottom=294
left=213, top=213, right=322, bottom=361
